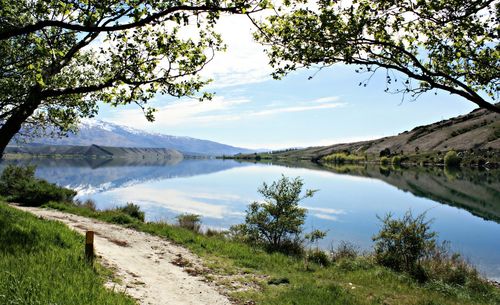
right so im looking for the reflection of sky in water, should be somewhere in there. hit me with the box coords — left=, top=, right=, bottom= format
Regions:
left=4, top=159, right=498, bottom=281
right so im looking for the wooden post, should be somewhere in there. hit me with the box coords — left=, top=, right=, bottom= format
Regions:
left=85, top=231, right=94, bottom=263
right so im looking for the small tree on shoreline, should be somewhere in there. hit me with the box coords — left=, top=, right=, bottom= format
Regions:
left=444, top=150, right=462, bottom=168
left=236, top=175, right=319, bottom=254
left=373, top=211, right=436, bottom=275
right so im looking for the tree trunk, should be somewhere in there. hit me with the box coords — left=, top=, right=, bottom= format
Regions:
left=0, top=88, right=42, bottom=159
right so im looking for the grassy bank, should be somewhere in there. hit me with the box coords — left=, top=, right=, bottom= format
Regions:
left=0, top=201, right=135, bottom=305
left=229, top=149, right=500, bottom=169
left=44, top=201, right=500, bottom=305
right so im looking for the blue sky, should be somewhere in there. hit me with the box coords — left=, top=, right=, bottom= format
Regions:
left=98, top=15, right=477, bottom=150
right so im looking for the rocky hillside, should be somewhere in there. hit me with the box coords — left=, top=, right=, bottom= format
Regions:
left=263, top=106, right=500, bottom=160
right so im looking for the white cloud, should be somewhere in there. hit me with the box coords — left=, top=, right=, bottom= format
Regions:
left=106, top=96, right=250, bottom=128
left=306, top=206, right=345, bottom=222
left=304, top=206, right=346, bottom=215
left=200, top=15, right=272, bottom=88
left=111, top=187, right=242, bottom=219
left=312, top=96, right=341, bottom=104
left=313, top=213, right=340, bottom=221
left=251, top=102, right=345, bottom=117
left=106, top=95, right=345, bottom=129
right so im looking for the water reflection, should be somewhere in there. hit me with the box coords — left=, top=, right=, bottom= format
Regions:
left=107, top=186, right=245, bottom=219
left=0, top=158, right=251, bottom=195
left=273, top=161, right=500, bottom=224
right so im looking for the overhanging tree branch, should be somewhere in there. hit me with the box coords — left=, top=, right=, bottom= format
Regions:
left=0, top=4, right=262, bottom=40
left=253, top=0, right=499, bottom=113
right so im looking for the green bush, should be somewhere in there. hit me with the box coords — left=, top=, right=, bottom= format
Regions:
left=176, top=213, right=201, bottom=232
left=44, top=201, right=144, bottom=226
left=372, top=211, right=436, bottom=276
left=0, top=164, right=35, bottom=196
left=380, top=156, right=390, bottom=165
left=379, top=148, right=391, bottom=157
left=205, top=228, right=223, bottom=237
left=0, top=165, right=76, bottom=206
left=307, top=250, right=330, bottom=267
left=227, top=223, right=256, bottom=243
left=487, top=128, right=500, bottom=141
left=331, top=241, right=359, bottom=261
left=391, top=155, right=403, bottom=165
left=74, top=198, right=97, bottom=211
left=116, top=202, right=145, bottom=222
left=422, top=242, right=483, bottom=287
left=322, top=153, right=364, bottom=164
left=234, top=175, right=316, bottom=254
left=444, top=151, right=461, bottom=168
left=109, top=213, right=136, bottom=224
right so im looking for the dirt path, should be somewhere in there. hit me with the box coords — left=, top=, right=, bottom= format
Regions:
left=16, top=206, right=232, bottom=305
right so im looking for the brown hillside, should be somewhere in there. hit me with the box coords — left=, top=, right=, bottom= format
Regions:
left=269, top=106, right=500, bottom=160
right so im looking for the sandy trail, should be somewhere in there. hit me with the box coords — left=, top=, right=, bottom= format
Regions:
left=16, top=206, right=232, bottom=305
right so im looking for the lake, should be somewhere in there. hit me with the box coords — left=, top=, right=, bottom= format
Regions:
left=1, top=158, right=499, bottom=280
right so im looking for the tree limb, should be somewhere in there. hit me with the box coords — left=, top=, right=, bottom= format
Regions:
left=0, top=4, right=260, bottom=40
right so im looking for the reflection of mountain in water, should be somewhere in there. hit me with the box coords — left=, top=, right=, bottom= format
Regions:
left=3, top=157, right=498, bottom=224
left=0, top=158, right=249, bottom=195
left=325, top=164, right=500, bottom=223
left=258, top=160, right=500, bottom=224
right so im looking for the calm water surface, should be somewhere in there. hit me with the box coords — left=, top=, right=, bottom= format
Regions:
left=2, top=158, right=499, bottom=280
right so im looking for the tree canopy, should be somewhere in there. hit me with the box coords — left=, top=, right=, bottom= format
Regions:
left=253, top=0, right=499, bottom=113
left=0, top=0, right=264, bottom=157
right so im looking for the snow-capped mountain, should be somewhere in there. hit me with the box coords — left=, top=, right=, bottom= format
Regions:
left=31, top=119, right=254, bottom=156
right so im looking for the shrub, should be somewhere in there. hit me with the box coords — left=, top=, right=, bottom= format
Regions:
left=0, top=165, right=76, bottom=206
left=75, top=198, right=97, bottom=211
left=0, top=164, right=36, bottom=196
left=227, top=223, right=257, bottom=243
left=487, top=128, right=500, bottom=141
left=205, top=228, right=223, bottom=237
left=379, top=148, right=391, bottom=157
left=267, top=277, right=290, bottom=285
left=307, top=250, right=330, bottom=267
left=422, top=242, right=482, bottom=286
left=235, top=175, right=316, bottom=254
left=117, top=203, right=145, bottom=222
left=444, top=151, right=461, bottom=168
left=331, top=241, right=359, bottom=261
left=176, top=213, right=201, bottom=232
left=109, top=213, right=136, bottom=224
left=322, top=153, right=364, bottom=164
left=391, top=155, right=403, bottom=165
left=304, top=229, right=328, bottom=268
left=336, top=257, right=374, bottom=272
left=380, top=156, right=390, bottom=165
left=372, top=211, right=436, bottom=275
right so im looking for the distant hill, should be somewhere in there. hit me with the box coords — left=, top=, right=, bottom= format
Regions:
left=13, top=119, right=254, bottom=156
left=259, top=105, right=500, bottom=160
left=5, top=144, right=183, bottom=160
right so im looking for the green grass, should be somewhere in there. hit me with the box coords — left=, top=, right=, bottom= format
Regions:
left=44, top=201, right=500, bottom=305
left=0, top=202, right=135, bottom=305
left=322, top=152, right=365, bottom=164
